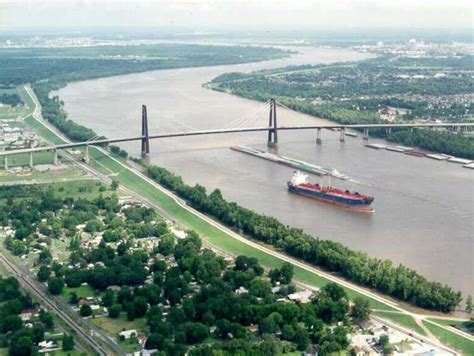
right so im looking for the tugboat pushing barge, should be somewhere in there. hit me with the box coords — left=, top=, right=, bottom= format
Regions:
left=287, top=171, right=375, bottom=212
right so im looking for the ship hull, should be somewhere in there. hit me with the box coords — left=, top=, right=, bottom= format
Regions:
left=288, top=183, right=375, bottom=213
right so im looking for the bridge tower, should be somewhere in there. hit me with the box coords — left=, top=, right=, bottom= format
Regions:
left=141, top=105, right=150, bottom=156
left=267, top=98, right=278, bottom=147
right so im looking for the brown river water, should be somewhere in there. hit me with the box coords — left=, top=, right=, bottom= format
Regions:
left=55, top=46, right=474, bottom=296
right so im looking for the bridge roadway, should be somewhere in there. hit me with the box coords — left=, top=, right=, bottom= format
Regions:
left=1, top=122, right=473, bottom=157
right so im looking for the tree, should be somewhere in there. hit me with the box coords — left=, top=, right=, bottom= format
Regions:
left=38, top=249, right=52, bottom=264
left=466, top=295, right=473, bottom=314
left=69, top=291, right=79, bottom=304
left=39, top=310, right=54, bottom=329
left=293, top=327, right=310, bottom=351
left=37, top=265, right=51, bottom=282
left=108, top=304, right=121, bottom=318
left=183, top=322, right=209, bottom=344
left=80, top=304, right=92, bottom=317
left=9, top=335, right=33, bottom=356
left=2, top=315, right=22, bottom=334
left=258, top=317, right=277, bottom=335
left=48, top=277, right=65, bottom=295
left=280, top=263, right=294, bottom=284
left=158, top=234, right=175, bottom=256
left=111, top=180, right=119, bottom=191
left=351, top=297, right=370, bottom=324
left=62, top=334, right=75, bottom=351
left=102, top=289, right=115, bottom=307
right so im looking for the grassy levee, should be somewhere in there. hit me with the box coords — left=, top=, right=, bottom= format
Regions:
left=16, top=86, right=35, bottom=117
left=373, top=311, right=426, bottom=336
left=423, top=320, right=474, bottom=355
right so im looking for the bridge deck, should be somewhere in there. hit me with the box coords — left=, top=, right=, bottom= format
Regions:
left=1, top=123, right=473, bottom=156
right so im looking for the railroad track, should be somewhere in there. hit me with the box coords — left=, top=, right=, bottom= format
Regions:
left=0, top=254, right=109, bottom=356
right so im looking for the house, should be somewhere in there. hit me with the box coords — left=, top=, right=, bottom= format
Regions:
left=224, top=256, right=234, bottom=265
left=234, top=286, right=248, bottom=295
left=119, top=329, right=137, bottom=339
left=38, top=340, right=57, bottom=349
left=19, top=306, right=40, bottom=321
left=287, top=290, right=313, bottom=303
left=78, top=298, right=93, bottom=307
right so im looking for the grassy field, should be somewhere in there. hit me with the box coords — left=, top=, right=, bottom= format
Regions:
left=0, top=151, right=56, bottom=168
left=92, top=314, right=148, bottom=336
left=373, top=311, right=426, bottom=336
left=0, top=164, right=88, bottom=183
left=61, top=284, right=97, bottom=300
left=423, top=320, right=474, bottom=355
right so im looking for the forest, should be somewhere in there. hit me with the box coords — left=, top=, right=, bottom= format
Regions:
left=0, top=44, right=288, bottom=86
left=145, top=165, right=462, bottom=313
left=0, top=93, right=22, bottom=106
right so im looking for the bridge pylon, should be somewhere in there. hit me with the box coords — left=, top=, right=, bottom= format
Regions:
left=141, top=105, right=150, bottom=156
left=267, top=98, right=278, bottom=147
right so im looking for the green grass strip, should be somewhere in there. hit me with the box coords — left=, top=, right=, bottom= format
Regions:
left=373, top=311, right=426, bottom=336
left=423, top=320, right=474, bottom=355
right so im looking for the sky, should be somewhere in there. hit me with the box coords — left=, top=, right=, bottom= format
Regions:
left=0, top=0, right=472, bottom=31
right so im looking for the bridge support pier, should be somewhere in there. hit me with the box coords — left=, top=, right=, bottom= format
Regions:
left=316, top=128, right=322, bottom=144
left=267, top=99, right=278, bottom=147
left=339, top=127, right=345, bottom=142
left=53, top=149, right=59, bottom=166
left=4, top=156, right=8, bottom=170
left=29, top=152, right=33, bottom=168
left=363, top=128, right=369, bottom=140
left=84, top=145, right=90, bottom=164
left=141, top=105, right=150, bottom=157
left=386, top=128, right=392, bottom=135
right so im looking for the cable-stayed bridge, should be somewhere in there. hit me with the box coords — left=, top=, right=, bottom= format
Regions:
left=1, top=99, right=473, bottom=169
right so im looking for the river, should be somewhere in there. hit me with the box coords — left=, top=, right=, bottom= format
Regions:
left=55, top=46, right=474, bottom=296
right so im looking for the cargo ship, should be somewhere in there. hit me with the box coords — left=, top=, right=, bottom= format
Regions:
left=287, top=171, right=374, bottom=212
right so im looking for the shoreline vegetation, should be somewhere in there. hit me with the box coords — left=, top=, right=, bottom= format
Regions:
left=1, top=44, right=463, bottom=314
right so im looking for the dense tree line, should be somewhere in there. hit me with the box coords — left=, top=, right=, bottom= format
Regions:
left=0, top=93, right=22, bottom=106
left=146, top=165, right=462, bottom=312
left=32, top=80, right=99, bottom=142
left=388, top=129, right=474, bottom=160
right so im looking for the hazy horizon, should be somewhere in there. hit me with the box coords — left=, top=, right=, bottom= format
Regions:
left=1, top=0, right=472, bottom=32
